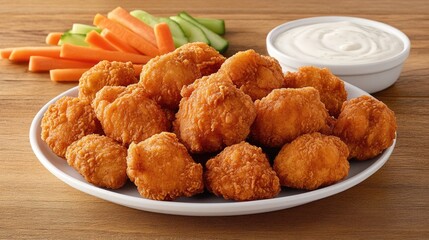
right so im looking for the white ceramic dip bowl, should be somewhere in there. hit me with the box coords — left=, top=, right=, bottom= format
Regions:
left=266, top=16, right=410, bottom=93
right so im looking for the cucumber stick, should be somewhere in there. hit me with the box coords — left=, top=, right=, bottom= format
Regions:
left=58, top=32, right=89, bottom=46
left=70, top=24, right=101, bottom=34
left=178, top=12, right=228, bottom=53
left=131, top=10, right=189, bottom=47
left=130, top=10, right=159, bottom=27
left=170, top=16, right=209, bottom=44
left=172, top=36, right=189, bottom=48
left=130, top=10, right=227, bottom=51
left=158, top=17, right=186, bottom=38
left=158, top=17, right=188, bottom=47
left=194, top=17, right=225, bottom=35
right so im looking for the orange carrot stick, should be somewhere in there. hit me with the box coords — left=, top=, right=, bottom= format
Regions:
left=85, top=30, right=118, bottom=51
left=0, top=48, right=13, bottom=59
left=50, top=68, right=88, bottom=82
left=93, top=14, right=159, bottom=57
left=9, top=46, right=61, bottom=62
left=100, top=29, right=140, bottom=54
left=50, top=64, right=143, bottom=82
left=45, top=32, right=63, bottom=45
left=107, top=7, right=157, bottom=47
left=29, top=56, right=95, bottom=72
left=154, top=23, right=175, bottom=55
left=60, top=43, right=152, bottom=64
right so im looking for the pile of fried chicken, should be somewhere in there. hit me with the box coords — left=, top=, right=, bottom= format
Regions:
left=41, top=42, right=397, bottom=201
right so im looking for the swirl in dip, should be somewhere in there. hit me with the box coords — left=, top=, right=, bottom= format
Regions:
left=274, top=21, right=404, bottom=64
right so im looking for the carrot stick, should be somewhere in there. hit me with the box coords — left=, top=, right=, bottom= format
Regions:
left=50, top=65, right=143, bottom=82
left=107, top=7, right=157, bottom=47
left=1, top=48, right=13, bottom=59
left=60, top=43, right=152, bottom=64
left=85, top=30, right=118, bottom=51
left=93, top=14, right=159, bottom=57
left=8, top=46, right=61, bottom=62
left=50, top=68, right=88, bottom=82
left=100, top=29, right=140, bottom=54
left=154, top=23, right=175, bottom=55
left=45, top=32, right=63, bottom=45
left=29, top=56, right=95, bottom=72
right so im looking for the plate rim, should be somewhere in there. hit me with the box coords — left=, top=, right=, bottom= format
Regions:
left=29, top=83, right=395, bottom=216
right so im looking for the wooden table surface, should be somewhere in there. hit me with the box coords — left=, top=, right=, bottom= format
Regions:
left=1, top=0, right=428, bottom=239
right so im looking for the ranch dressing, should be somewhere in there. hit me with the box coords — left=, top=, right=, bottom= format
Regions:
left=274, top=21, right=404, bottom=64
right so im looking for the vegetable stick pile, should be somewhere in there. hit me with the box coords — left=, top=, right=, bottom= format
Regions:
left=0, top=7, right=228, bottom=82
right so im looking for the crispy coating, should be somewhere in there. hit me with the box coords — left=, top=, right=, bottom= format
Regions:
left=65, top=134, right=128, bottom=189
left=174, top=74, right=256, bottom=153
left=41, top=96, right=101, bottom=157
left=333, top=95, right=397, bottom=160
left=273, top=132, right=350, bottom=190
left=319, top=116, right=337, bottom=136
left=218, top=50, right=285, bottom=101
left=178, top=72, right=219, bottom=98
left=162, top=108, right=176, bottom=132
left=139, top=42, right=226, bottom=110
left=284, top=66, right=347, bottom=117
left=92, top=85, right=169, bottom=146
left=128, top=84, right=175, bottom=131
left=205, top=141, right=281, bottom=201
left=250, top=87, right=329, bottom=148
left=78, top=60, right=138, bottom=103
left=126, top=132, right=204, bottom=200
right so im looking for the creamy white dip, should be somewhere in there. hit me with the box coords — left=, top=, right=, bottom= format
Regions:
left=274, top=21, right=404, bottom=64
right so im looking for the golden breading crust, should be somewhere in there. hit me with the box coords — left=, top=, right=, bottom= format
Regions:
left=78, top=60, right=138, bottom=103
left=273, top=132, right=350, bottom=190
left=174, top=74, right=256, bottom=153
left=92, top=85, right=168, bottom=146
left=139, top=42, right=226, bottom=110
left=333, top=95, right=397, bottom=160
left=284, top=66, right=347, bottom=117
left=41, top=96, right=101, bottom=157
left=218, top=49, right=285, bottom=101
left=205, top=141, right=281, bottom=201
left=65, top=134, right=128, bottom=189
left=250, top=87, right=329, bottom=148
left=126, top=132, right=204, bottom=201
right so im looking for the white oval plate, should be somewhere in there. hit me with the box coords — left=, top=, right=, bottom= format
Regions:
left=29, top=83, right=395, bottom=216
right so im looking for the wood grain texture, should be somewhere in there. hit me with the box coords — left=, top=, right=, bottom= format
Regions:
left=1, top=0, right=428, bottom=239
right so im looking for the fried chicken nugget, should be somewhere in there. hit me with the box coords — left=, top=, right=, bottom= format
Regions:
left=205, top=141, right=281, bottom=201
left=78, top=60, right=138, bottom=102
left=41, top=96, right=101, bottom=157
left=218, top=50, right=285, bottom=101
left=92, top=85, right=169, bottom=146
left=333, top=95, right=397, bottom=160
left=174, top=74, right=256, bottom=153
left=284, top=66, right=347, bottom=117
left=139, top=42, right=226, bottom=110
left=65, top=134, right=127, bottom=189
left=127, top=132, right=204, bottom=201
left=273, top=132, right=350, bottom=190
left=250, top=87, right=329, bottom=148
